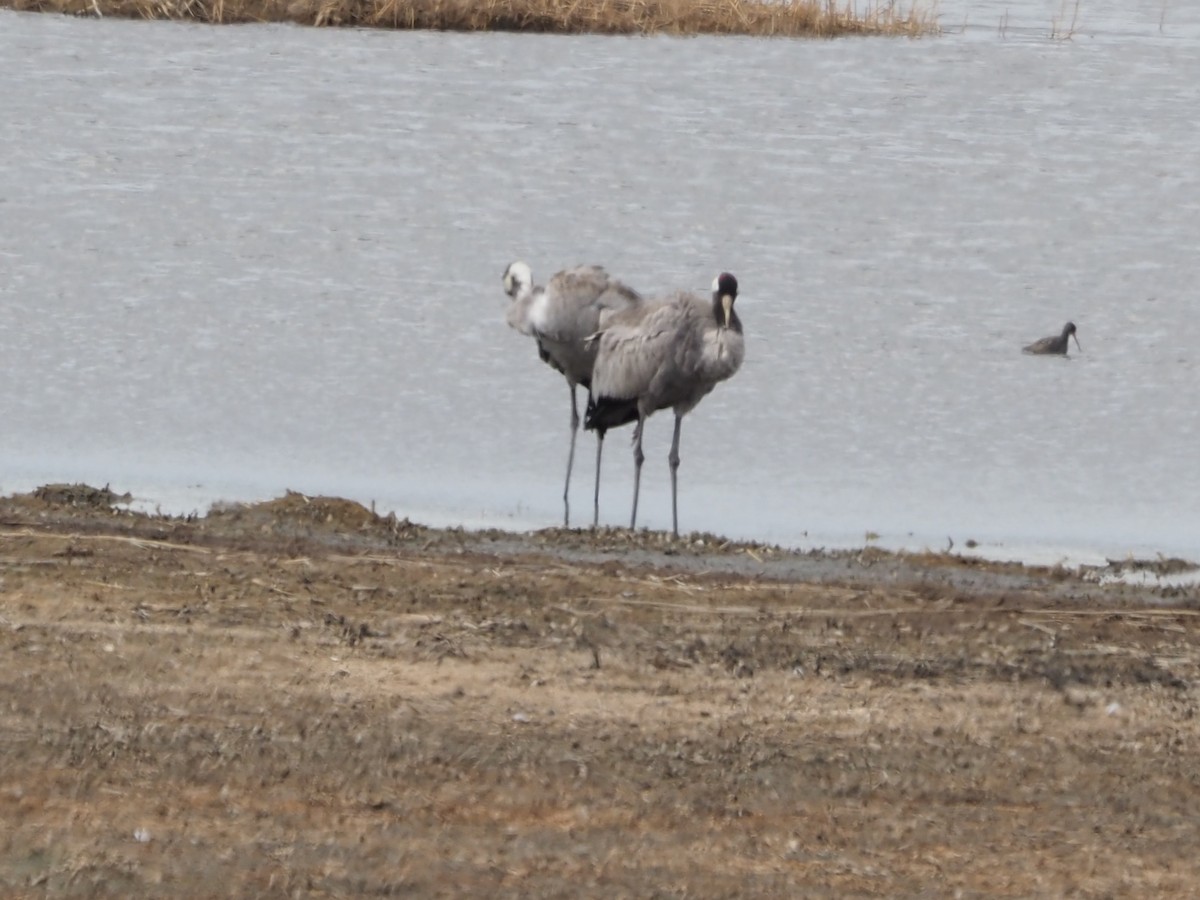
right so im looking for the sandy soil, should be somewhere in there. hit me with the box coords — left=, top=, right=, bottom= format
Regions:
left=2, top=485, right=1199, bottom=897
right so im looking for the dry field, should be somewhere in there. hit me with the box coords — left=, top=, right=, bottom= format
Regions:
left=2, top=485, right=1200, bottom=897
left=1, top=0, right=935, bottom=37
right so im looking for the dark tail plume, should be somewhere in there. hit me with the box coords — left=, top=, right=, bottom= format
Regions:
left=585, top=393, right=639, bottom=435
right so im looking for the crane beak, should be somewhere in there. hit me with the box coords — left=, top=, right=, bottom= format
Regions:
left=721, top=293, right=734, bottom=329
left=1072, top=335, right=1082, bottom=352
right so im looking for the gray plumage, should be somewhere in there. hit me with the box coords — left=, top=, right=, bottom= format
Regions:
left=1024, top=321, right=1080, bottom=355
left=585, top=272, right=745, bottom=537
left=503, top=261, right=642, bottom=528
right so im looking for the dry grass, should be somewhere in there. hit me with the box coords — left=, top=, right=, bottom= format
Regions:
left=2, top=487, right=1200, bottom=895
left=2, top=0, right=936, bottom=36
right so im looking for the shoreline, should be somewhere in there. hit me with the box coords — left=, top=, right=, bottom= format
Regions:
left=8, top=482, right=1199, bottom=599
left=6, top=476, right=1197, bottom=583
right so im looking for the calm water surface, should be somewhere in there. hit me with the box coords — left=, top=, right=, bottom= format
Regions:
left=1, top=2, right=1197, bottom=563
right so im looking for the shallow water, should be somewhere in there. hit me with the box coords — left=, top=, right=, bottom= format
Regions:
left=1, top=3, right=1197, bottom=563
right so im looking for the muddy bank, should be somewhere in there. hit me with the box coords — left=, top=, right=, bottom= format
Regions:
left=2, top=485, right=1199, bottom=895
left=6, top=484, right=1197, bottom=604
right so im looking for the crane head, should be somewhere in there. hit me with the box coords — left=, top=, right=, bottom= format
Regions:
left=503, top=261, right=533, bottom=299
left=712, top=272, right=739, bottom=328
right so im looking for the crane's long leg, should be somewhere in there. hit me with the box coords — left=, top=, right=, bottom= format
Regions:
left=563, top=384, right=579, bottom=528
left=668, top=413, right=683, bottom=537
left=630, top=414, right=646, bottom=530
left=592, top=429, right=605, bottom=529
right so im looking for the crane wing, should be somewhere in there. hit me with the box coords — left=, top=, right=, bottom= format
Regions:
left=590, top=297, right=693, bottom=402
left=535, top=266, right=641, bottom=344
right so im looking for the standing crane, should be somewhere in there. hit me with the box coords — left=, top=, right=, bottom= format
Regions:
left=584, top=273, right=745, bottom=536
left=503, top=261, right=642, bottom=527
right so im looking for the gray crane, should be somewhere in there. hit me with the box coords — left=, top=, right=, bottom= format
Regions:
left=1024, top=321, right=1080, bottom=355
left=584, top=272, right=745, bottom=537
left=503, top=261, right=642, bottom=528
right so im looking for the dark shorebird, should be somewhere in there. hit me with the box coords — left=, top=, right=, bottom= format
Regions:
left=1023, top=321, right=1080, bottom=355
left=584, top=272, right=745, bottom=537
left=503, top=261, right=642, bottom=527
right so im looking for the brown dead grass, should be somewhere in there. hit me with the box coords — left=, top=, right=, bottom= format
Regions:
left=2, top=486, right=1200, bottom=896
left=2, top=0, right=936, bottom=36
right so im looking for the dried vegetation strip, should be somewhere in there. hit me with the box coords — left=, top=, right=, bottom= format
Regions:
left=4, top=0, right=936, bottom=37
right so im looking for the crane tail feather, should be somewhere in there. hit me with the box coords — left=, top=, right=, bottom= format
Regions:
left=584, top=394, right=639, bottom=434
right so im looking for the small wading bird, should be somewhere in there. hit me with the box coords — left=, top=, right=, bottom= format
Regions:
left=1024, top=321, right=1081, bottom=355
left=584, top=272, right=745, bottom=537
left=503, top=261, right=643, bottom=528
